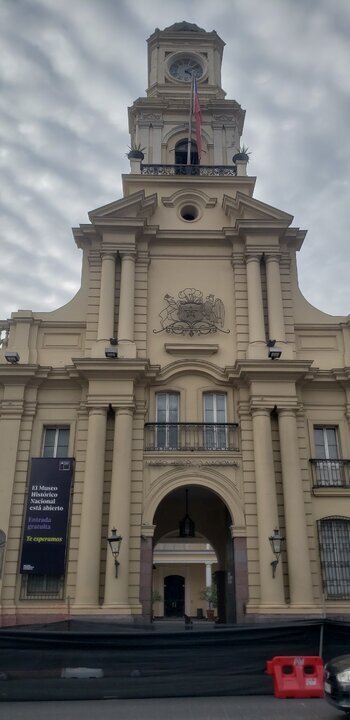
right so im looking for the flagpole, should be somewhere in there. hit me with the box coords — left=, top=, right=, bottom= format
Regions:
left=187, top=73, right=194, bottom=165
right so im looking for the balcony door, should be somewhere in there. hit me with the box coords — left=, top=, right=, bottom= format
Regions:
left=175, top=140, right=199, bottom=173
left=314, top=426, right=342, bottom=486
left=156, top=393, right=179, bottom=450
left=204, top=393, right=227, bottom=450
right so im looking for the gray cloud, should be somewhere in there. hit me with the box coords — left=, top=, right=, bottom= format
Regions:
left=1, top=0, right=349, bottom=318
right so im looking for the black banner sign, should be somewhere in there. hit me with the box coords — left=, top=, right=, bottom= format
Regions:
left=20, top=458, right=74, bottom=575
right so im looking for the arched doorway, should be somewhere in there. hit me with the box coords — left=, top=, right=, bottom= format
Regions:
left=175, top=140, right=199, bottom=173
left=164, top=574, right=185, bottom=617
left=147, top=484, right=246, bottom=624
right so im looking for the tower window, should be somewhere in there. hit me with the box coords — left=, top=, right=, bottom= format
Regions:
left=175, top=140, right=198, bottom=167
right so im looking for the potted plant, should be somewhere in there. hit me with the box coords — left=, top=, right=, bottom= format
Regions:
left=151, top=589, right=163, bottom=619
left=199, top=584, right=218, bottom=621
left=232, top=144, right=251, bottom=163
left=127, top=143, right=146, bottom=160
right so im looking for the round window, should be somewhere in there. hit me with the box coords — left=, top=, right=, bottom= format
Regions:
left=180, top=205, right=199, bottom=222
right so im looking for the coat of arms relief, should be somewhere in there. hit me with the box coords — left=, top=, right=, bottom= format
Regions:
left=154, top=288, right=229, bottom=336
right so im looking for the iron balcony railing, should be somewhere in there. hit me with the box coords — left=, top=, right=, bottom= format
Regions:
left=141, top=164, right=237, bottom=177
left=144, top=423, right=239, bottom=452
left=310, top=459, right=350, bottom=488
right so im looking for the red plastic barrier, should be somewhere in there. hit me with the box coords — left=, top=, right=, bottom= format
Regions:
left=266, top=655, right=324, bottom=698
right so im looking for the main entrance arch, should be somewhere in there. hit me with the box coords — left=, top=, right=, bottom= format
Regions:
left=140, top=480, right=248, bottom=624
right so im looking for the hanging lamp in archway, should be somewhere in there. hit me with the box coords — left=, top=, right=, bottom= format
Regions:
left=179, top=488, right=195, bottom=538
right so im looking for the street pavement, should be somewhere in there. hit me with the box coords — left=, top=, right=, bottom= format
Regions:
left=0, top=696, right=345, bottom=720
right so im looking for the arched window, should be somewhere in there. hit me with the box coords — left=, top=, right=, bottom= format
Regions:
left=175, top=140, right=199, bottom=173
left=318, top=517, right=350, bottom=599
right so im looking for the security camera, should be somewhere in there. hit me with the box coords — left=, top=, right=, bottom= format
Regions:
left=4, top=351, right=20, bottom=364
left=109, top=338, right=118, bottom=346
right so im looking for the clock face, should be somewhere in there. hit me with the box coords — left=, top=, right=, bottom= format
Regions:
left=169, top=57, right=203, bottom=82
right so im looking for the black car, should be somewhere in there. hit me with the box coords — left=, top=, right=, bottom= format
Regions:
left=324, top=655, right=350, bottom=713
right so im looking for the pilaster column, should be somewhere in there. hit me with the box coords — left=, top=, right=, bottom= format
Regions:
left=278, top=409, right=314, bottom=606
left=265, top=254, right=285, bottom=343
left=251, top=408, right=285, bottom=606
left=0, top=392, right=24, bottom=602
left=230, top=529, right=249, bottom=624
left=74, top=407, right=107, bottom=607
left=103, top=407, right=134, bottom=608
left=139, top=523, right=156, bottom=623
left=96, top=253, right=116, bottom=347
left=117, top=253, right=136, bottom=358
left=205, top=562, right=212, bottom=587
left=246, top=254, right=266, bottom=358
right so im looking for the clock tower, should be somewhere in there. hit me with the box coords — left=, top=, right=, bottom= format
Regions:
left=2, top=21, right=350, bottom=632
left=128, top=21, right=245, bottom=166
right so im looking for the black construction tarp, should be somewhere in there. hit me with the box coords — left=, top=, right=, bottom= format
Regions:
left=0, top=619, right=349, bottom=701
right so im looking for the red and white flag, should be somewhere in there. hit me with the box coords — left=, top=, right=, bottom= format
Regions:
left=193, top=76, right=202, bottom=162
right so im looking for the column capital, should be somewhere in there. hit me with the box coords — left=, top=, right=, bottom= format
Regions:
left=278, top=407, right=298, bottom=418
left=115, top=405, right=134, bottom=417
left=250, top=406, right=272, bottom=418
left=101, top=251, right=117, bottom=261
left=87, top=406, right=108, bottom=416
left=231, top=251, right=245, bottom=267
left=229, top=524, right=247, bottom=538
left=22, top=401, right=38, bottom=418
left=245, top=252, right=262, bottom=263
left=141, top=523, right=156, bottom=538
left=0, top=400, right=24, bottom=417
left=119, top=251, right=136, bottom=261
left=237, top=401, right=251, bottom=418
left=264, top=252, right=282, bottom=264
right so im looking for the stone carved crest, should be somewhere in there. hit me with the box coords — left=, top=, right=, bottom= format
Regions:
left=154, top=288, right=229, bottom=336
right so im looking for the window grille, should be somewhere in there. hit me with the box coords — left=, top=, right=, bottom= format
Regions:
left=20, top=574, right=64, bottom=600
left=318, top=517, right=350, bottom=599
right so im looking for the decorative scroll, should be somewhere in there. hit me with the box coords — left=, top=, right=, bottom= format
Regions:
left=154, top=288, right=229, bottom=337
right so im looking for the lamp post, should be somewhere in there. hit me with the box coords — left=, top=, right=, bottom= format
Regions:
left=269, top=527, right=284, bottom=578
left=107, top=527, right=122, bottom=577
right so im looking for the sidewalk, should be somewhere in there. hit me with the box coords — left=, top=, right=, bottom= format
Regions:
left=0, top=696, right=339, bottom=720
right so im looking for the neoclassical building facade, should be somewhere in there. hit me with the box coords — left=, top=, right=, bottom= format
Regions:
left=1, top=22, right=350, bottom=627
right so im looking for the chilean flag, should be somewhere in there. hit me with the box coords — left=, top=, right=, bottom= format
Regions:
left=193, top=76, right=202, bottom=162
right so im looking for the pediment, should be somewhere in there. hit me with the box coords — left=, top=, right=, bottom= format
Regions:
left=88, top=190, right=157, bottom=222
left=161, top=188, right=217, bottom=209
left=223, top=192, right=293, bottom=224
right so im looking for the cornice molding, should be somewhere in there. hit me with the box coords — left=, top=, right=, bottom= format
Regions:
left=71, top=357, right=151, bottom=382
left=232, top=359, right=315, bottom=384
left=0, top=365, right=51, bottom=385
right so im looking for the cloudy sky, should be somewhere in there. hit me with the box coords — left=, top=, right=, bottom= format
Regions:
left=1, top=0, right=349, bottom=320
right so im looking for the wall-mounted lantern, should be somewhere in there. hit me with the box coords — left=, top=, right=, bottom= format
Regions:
left=269, top=527, right=284, bottom=578
left=107, top=527, right=122, bottom=577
